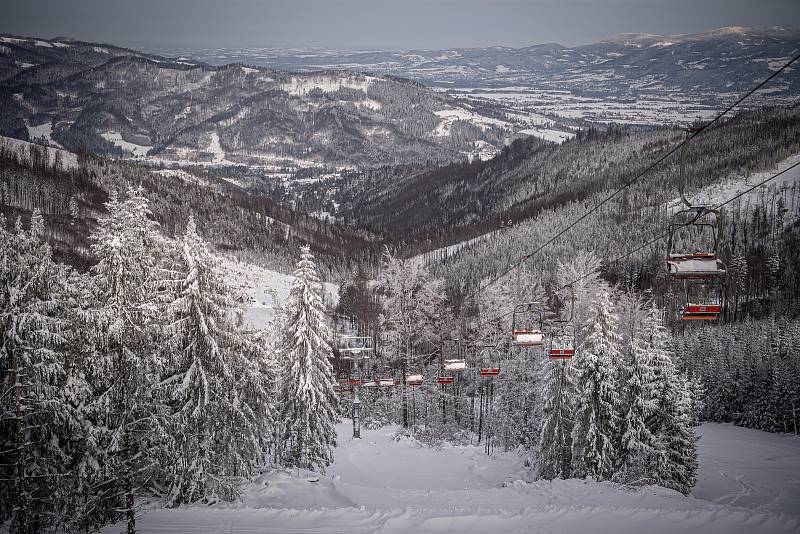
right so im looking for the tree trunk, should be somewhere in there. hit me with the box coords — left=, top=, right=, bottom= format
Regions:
left=14, top=349, right=29, bottom=534
left=478, top=384, right=484, bottom=444
left=402, top=335, right=410, bottom=428
left=126, top=484, right=135, bottom=534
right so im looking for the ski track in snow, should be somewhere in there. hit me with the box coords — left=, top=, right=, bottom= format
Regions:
left=694, top=423, right=800, bottom=515
left=103, top=422, right=800, bottom=533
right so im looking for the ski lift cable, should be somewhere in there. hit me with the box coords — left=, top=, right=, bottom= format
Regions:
left=469, top=52, right=800, bottom=301
left=477, top=158, right=800, bottom=325
left=553, top=159, right=800, bottom=293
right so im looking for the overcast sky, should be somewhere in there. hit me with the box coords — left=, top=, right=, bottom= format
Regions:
left=1, top=0, right=798, bottom=50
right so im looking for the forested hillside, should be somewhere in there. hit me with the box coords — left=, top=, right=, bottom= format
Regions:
left=0, top=137, right=378, bottom=276
left=337, top=105, right=800, bottom=253
left=0, top=35, right=510, bottom=169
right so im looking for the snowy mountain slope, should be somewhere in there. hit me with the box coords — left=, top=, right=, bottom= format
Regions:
left=101, top=422, right=800, bottom=533
left=0, top=134, right=79, bottom=169
left=337, top=105, right=800, bottom=259
left=667, top=152, right=800, bottom=213
left=0, top=35, right=517, bottom=171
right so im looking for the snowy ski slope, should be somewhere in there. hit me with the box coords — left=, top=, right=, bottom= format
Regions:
left=218, top=255, right=339, bottom=330
left=103, top=422, right=800, bottom=533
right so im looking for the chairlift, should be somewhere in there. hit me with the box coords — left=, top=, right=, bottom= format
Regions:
left=512, top=302, right=544, bottom=346
left=406, top=374, right=423, bottom=386
left=440, top=339, right=463, bottom=365
left=363, top=378, right=398, bottom=387
left=548, top=324, right=576, bottom=360
left=548, top=286, right=575, bottom=360
left=677, top=279, right=722, bottom=321
left=666, top=208, right=727, bottom=279
left=337, top=335, right=374, bottom=360
left=478, top=347, right=502, bottom=378
left=444, top=359, right=467, bottom=371
left=666, top=127, right=728, bottom=318
left=437, top=339, right=463, bottom=386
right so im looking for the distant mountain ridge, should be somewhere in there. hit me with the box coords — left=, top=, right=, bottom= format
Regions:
left=153, top=26, right=800, bottom=102
left=0, top=35, right=515, bottom=171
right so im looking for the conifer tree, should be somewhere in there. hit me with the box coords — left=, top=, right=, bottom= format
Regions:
left=87, top=188, right=168, bottom=532
left=571, top=288, right=621, bottom=480
left=163, top=216, right=271, bottom=503
left=645, top=305, right=698, bottom=494
left=278, top=245, right=338, bottom=470
left=616, top=305, right=657, bottom=483
left=535, top=359, right=575, bottom=480
left=0, top=212, right=73, bottom=531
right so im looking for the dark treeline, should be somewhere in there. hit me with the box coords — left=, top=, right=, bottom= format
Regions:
left=675, top=318, right=800, bottom=434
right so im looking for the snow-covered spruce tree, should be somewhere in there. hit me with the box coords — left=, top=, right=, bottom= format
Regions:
left=644, top=304, right=698, bottom=494
left=686, top=372, right=705, bottom=427
left=615, top=301, right=657, bottom=484
left=571, top=288, right=621, bottom=481
left=163, top=216, right=272, bottom=503
left=534, top=358, right=575, bottom=480
left=278, top=245, right=338, bottom=470
left=87, top=188, right=171, bottom=532
left=0, top=212, right=74, bottom=531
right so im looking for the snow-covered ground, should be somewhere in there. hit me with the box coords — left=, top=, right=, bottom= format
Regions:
left=432, top=107, right=509, bottom=136
left=678, top=152, right=800, bottom=208
left=25, top=120, right=64, bottom=148
left=217, top=255, right=339, bottom=330
left=103, top=422, right=800, bottom=533
left=694, top=423, right=800, bottom=514
left=667, top=152, right=800, bottom=217
left=517, top=127, right=575, bottom=144
left=101, top=131, right=153, bottom=157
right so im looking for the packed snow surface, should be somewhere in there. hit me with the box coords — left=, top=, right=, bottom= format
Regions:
left=104, top=422, right=800, bottom=533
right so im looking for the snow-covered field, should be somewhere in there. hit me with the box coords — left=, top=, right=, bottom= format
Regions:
left=25, top=121, right=63, bottom=148
left=449, top=87, right=788, bottom=126
left=101, top=131, right=153, bottom=157
left=517, top=127, right=575, bottom=144
left=103, top=422, right=800, bottom=533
